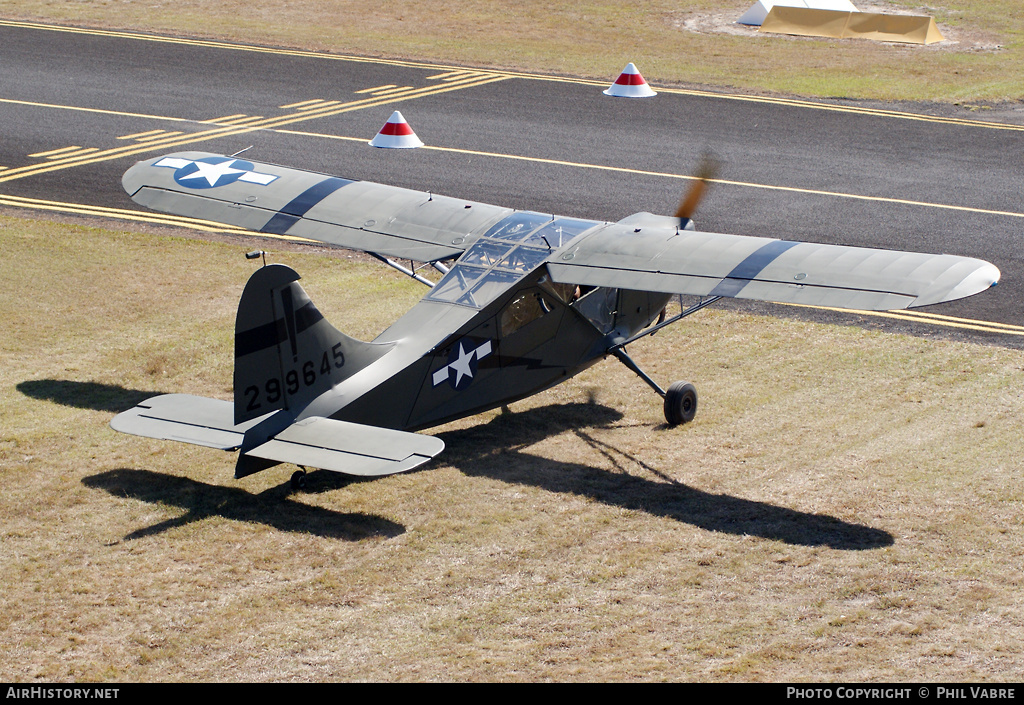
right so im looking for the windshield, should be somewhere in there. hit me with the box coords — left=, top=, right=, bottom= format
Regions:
left=426, top=213, right=599, bottom=309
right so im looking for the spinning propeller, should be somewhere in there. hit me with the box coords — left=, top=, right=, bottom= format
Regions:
left=674, top=153, right=720, bottom=226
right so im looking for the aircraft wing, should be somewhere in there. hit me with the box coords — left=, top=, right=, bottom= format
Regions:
left=111, top=394, right=444, bottom=477
left=547, top=223, right=1000, bottom=310
left=122, top=152, right=514, bottom=262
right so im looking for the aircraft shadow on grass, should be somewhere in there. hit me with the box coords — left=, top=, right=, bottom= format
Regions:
left=82, top=469, right=405, bottom=543
left=17, top=379, right=158, bottom=413
left=436, top=403, right=894, bottom=551
left=25, top=379, right=891, bottom=549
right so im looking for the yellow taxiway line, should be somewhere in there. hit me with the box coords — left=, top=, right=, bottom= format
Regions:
left=4, top=18, right=1024, bottom=133
left=0, top=73, right=508, bottom=185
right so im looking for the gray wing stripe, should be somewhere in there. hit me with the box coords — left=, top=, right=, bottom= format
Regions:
left=261, top=177, right=354, bottom=235
left=709, top=240, right=799, bottom=297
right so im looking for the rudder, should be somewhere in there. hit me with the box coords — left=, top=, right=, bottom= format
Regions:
left=233, top=264, right=393, bottom=425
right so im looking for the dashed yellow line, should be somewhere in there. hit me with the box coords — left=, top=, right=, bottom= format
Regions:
left=29, top=145, right=84, bottom=158
left=133, top=130, right=184, bottom=142
left=279, top=99, right=324, bottom=109
left=52, top=147, right=100, bottom=159
left=289, top=100, right=342, bottom=111
left=118, top=129, right=167, bottom=140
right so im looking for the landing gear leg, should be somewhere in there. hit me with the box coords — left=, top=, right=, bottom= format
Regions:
left=610, top=348, right=698, bottom=426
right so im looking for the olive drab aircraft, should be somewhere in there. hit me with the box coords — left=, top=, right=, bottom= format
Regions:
left=111, top=151, right=1000, bottom=489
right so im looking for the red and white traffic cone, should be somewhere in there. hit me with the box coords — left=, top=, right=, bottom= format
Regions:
left=368, top=111, right=424, bottom=148
left=603, top=63, right=657, bottom=98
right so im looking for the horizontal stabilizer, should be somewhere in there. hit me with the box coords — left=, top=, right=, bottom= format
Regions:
left=245, top=416, right=445, bottom=477
left=111, top=394, right=266, bottom=450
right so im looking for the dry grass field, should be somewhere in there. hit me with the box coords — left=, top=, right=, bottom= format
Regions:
left=2, top=0, right=1024, bottom=683
left=1, top=213, right=1022, bottom=681
left=2, top=0, right=1023, bottom=103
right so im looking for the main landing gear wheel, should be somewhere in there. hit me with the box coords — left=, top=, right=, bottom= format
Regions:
left=664, top=381, right=697, bottom=426
left=290, top=469, right=308, bottom=490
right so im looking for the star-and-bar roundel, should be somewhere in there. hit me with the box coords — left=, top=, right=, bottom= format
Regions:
left=431, top=338, right=493, bottom=391
left=154, top=156, right=278, bottom=189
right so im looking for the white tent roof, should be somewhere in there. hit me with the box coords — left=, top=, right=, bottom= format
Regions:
left=738, top=0, right=858, bottom=26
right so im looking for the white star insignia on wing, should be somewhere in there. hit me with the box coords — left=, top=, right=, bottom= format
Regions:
left=178, top=159, right=245, bottom=187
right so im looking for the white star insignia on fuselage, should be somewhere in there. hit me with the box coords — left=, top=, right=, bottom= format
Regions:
left=432, top=339, right=493, bottom=389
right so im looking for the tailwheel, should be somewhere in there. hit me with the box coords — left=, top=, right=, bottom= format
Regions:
left=664, top=381, right=697, bottom=426
left=290, top=468, right=308, bottom=490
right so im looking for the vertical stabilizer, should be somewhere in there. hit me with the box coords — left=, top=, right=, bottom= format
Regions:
left=233, top=264, right=393, bottom=425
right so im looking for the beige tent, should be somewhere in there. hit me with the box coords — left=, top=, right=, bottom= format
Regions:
left=760, top=6, right=945, bottom=44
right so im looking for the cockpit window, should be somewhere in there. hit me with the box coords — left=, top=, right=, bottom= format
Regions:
left=483, top=212, right=551, bottom=241
left=426, top=212, right=600, bottom=309
left=528, top=218, right=596, bottom=248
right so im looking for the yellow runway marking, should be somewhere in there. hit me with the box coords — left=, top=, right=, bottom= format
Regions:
left=29, top=145, right=84, bottom=158
left=441, top=147, right=1024, bottom=220
left=211, top=116, right=266, bottom=126
left=4, top=19, right=1024, bottom=133
left=279, top=99, right=325, bottom=109
left=133, top=130, right=184, bottom=142
left=0, top=73, right=508, bottom=185
left=293, top=100, right=341, bottom=110
left=366, top=86, right=415, bottom=97
left=6, top=90, right=1023, bottom=222
left=203, top=113, right=248, bottom=123
left=50, top=147, right=100, bottom=159
left=775, top=303, right=1024, bottom=336
left=273, top=128, right=1024, bottom=223
left=118, top=129, right=167, bottom=140
left=0, top=193, right=313, bottom=242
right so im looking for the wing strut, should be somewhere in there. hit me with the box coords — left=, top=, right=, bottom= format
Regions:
left=606, top=295, right=720, bottom=425
left=611, top=295, right=722, bottom=351
left=369, top=253, right=437, bottom=287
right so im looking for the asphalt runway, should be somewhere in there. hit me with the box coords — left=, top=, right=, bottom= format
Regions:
left=2, top=19, right=1023, bottom=346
